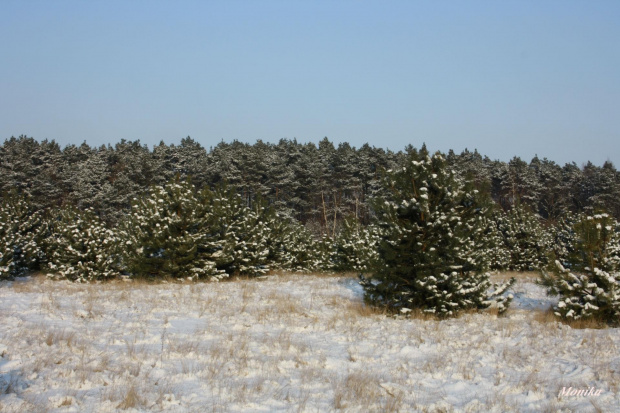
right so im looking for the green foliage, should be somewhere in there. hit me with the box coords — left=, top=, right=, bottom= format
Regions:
left=313, top=235, right=336, bottom=272
left=540, top=213, right=620, bottom=325
left=119, top=180, right=275, bottom=280
left=361, top=148, right=514, bottom=317
left=207, top=185, right=270, bottom=276
left=496, top=205, right=553, bottom=271
left=44, top=207, right=120, bottom=282
left=485, top=210, right=512, bottom=271
left=333, top=217, right=380, bottom=273
left=550, top=212, right=580, bottom=267
left=0, top=193, right=45, bottom=279
left=119, top=179, right=225, bottom=280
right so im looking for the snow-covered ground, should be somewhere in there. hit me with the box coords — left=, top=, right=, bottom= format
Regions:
left=0, top=273, right=618, bottom=412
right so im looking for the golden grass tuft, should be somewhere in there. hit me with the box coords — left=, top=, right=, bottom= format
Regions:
left=116, top=384, right=145, bottom=410
left=532, top=307, right=611, bottom=329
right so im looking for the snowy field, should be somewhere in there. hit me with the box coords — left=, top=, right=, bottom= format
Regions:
left=1, top=273, right=619, bottom=412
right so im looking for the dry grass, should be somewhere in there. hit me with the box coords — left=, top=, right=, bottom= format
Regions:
left=533, top=307, right=611, bottom=329
left=489, top=270, right=540, bottom=282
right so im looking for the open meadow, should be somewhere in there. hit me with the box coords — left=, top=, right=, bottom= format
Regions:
left=1, top=273, right=619, bottom=412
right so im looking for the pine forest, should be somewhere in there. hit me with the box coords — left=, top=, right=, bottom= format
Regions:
left=1, top=135, right=620, bottom=323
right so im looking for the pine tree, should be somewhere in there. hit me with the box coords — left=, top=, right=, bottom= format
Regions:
left=333, top=217, right=380, bottom=273
left=0, top=193, right=45, bottom=279
left=360, top=148, right=514, bottom=317
left=540, top=213, right=620, bottom=325
left=120, top=179, right=225, bottom=280
left=484, top=210, right=512, bottom=272
left=313, top=234, right=336, bottom=271
left=551, top=212, right=580, bottom=267
left=44, top=207, right=120, bottom=282
left=497, top=205, right=553, bottom=271
left=207, top=185, right=271, bottom=276
left=262, top=213, right=329, bottom=273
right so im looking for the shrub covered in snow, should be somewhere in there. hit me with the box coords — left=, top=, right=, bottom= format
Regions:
left=360, top=148, right=514, bottom=317
left=0, top=194, right=45, bottom=279
left=44, top=207, right=120, bottom=282
left=540, top=213, right=620, bottom=325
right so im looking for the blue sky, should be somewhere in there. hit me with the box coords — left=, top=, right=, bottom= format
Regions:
left=1, top=1, right=619, bottom=165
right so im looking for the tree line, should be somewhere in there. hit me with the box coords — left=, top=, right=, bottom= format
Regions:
left=2, top=135, right=619, bottom=233
left=1, top=136, right=619, bottom=324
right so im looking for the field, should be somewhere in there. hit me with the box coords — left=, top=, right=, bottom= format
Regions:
left=1, top=273, right=618, bottom=412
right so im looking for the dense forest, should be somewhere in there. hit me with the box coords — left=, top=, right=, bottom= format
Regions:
left=3, top=135, right=620, bottom=321
left=1, top=135, right=619, bottom=231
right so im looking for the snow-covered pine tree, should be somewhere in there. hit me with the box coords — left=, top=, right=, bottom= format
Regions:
left=360, top=147, right=515, bottom=316
left=263, top=215, right=325, bottom=272
left=496, top=204, right=553, bottom=271
left=333, top=217, right=380, bottom=273
left=120, top=179, right=225, bottom=280
left=207, top=185, right=270, bottom=276
left=0, top=193, right=45, bottom=279
left=44, top=207, right=119, bottom=282
left=485, top=210, right=512, bottom=271
left=551, top=212, right=580, bottom=268
left=261, top=208, right=295, bottom=270
left=313, top=234, right=336, bottom=271
left=540, top=213, right=620, bottom=325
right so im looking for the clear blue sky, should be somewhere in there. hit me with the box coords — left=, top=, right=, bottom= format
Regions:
left=1, top=1, right=619, bottom=166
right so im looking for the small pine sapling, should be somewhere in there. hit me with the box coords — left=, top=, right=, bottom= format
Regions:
left=539, top=213, right=620, bottom=325
left=120, top=179, right=225, bottom=281
left=333, top=216, right=380, bottom=273
left=496, top=204, right=553, bottom=271
left=44, top=207, right=120, bottom=282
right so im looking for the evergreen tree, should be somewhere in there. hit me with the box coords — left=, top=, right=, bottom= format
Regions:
left=106, top=140, right=156, bottom=222
left=496, top=205, right=553, bottom=271
left=71, top=147, right=115, bottom=216
left=262, top=213, right=329, bottom=272
left=550, top=212, right=580, bottom=267
left=333, top=217, right=380, bottom=273
left=485, top=210, right=512, bottom=271
left=120, top=179, right=225, bottom=280
left=0, top=193, right=45, bottom=279
left=313, top=234, right=336, bottom=271
left=44, top=207, right=120, bottom=282
left=0, top=136, right=64, bottom=210
left=360, top=148, right=514, bottom=317
left=531, top=157, right=566, bottom=219
left=176, top=137, right=210, bottom=188
left=540, top=213, right=620, bottom=325
left=207, top=185, right=270, bottom=276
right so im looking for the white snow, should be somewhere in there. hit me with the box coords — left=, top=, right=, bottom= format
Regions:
left=0, top=274, right=618, bottom=412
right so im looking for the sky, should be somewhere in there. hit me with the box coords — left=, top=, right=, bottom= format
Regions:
left=1, top=1, right=619, bottom=166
